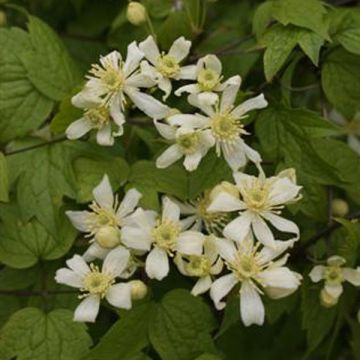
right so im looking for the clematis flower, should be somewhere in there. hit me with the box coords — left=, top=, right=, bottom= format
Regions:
left=208, top=167, right=301, bottom=248
left=154, top=119, right=215, bottom=171
left=309, top=255, right=360, bottom=307
left=55, top=247, right=133, bottom=322
left=66, top=174, right=142, bottom=261
left=67, top=43, right=170, bottom=145
left=139, top=36, right=197, bottom=100
left=168, top=80, right=267, bottom=170
left=121, top=196, right=205, bottom=280
left=175, top=235, right=223, bottom=296
left=210, top=235, right=301, bottom=326
left=175, top=54, right=241, bottom=105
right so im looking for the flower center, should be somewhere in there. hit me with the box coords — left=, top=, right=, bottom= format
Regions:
left=85, top=107, right=110, bottom=129
left=324, top=266, right=344, bottom=284
left=184, top=255, right=212, bottom=277
left=176, top=132, right=200, bottom=155
left=86, top=202, right=118, bottom=235
left=230, top=251, right=261, bottom=282
left=82, top=264, right=115, bottom=298
left=90, top=60, right=124, bottom=94
left=152, top=219, right=181, bottom=251
left=197, top=68, right=220, bottom=91
left=210, top=113, right=243, bottom=143
left=156, top=54, right=180, bottom=78
left=241, top=181, right=270, bottom=212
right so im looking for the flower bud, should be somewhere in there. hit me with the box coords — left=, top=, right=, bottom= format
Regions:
left=209, top=181, right=239, bottom=202
left=320, top=288, right=338, bottom=308
left=95, top=226, right=121, bottom=249
left=331, top=198, right=349, bottom=217
left=127, top=2, right=147, bottom=26
left=0, top=11, right=6, bottom=27
left=129, top=280, right=148, bottom=300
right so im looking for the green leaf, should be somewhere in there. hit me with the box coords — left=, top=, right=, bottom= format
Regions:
left=0, top=266, right=39, bottom=290
left=0, top=28, right=53, bottom=144
left=195, top=354, right=222, bottom=360
left=301, top=279, right=337, bottom=353
left=0, top=202, right=76, bottom=268
left=262, top=25, right=298, bottom=82
left=0, top=308, right=92, bottom=360
left=86, top=303, right=153, bottom=360
left=349, top=319, right=360, bottom=359
left=149, top=289, right=217, bottom=360
left=0, top=152, right=9, bottom=202
left=297, top=30, right=324, bottom=66
left=20, top=16, right=80, bottom=101
left=271, top=0, right=329, bottom=39
left=322, top=48, right=360, bottom=118
left=252, top=1, right=274, bottom=39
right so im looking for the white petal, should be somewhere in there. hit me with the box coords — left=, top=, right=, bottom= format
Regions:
left=139, top=35, right=160, bottom=65
left=343, top=268, right=360, bottom=286
left=175, top=84, right=200, bottom=97
left=325, top=282, right=343, bottom=299
left=93, top=174, right=114, bottom=210
left=176, top=231, right=204, bottom=255
left=223, top=211, right=253, bottom=243
left=197, top=92, right=219, bottom=106
left=66, top=255, right=90, bottom=276
left=268, top=177, right=301, bottom=206
left=156, top=145, right=183, bottom=169
left=309, top=266, right=325, bottom=283
left=217, top=75, right=242, bottom=91
left=83, top=242, right=109, bottom=262
left=55, top=268, right=83, bottom=288
left=258, top=239, right=296, bottom=265
left=210, top=273, right=238, bottom=310
left=220, top=78, right=240, bottom=112
left=121, top=225, right=152, bottom=251
left=158, top=77, right=172, bottom=100
left=102, top=246, right=130, bottom=277
left=145, top=247, right=169, bottom=280
left=168, top=36, right=191, bottom=62
left=66, top=118, right=93, bottom=140
left=110, top=97, right=125, bottom=130
left=203, top=54, right=222, bottom=74
left=243, top=141, right=262, bottom=164
left=65, top=210, right=91, bottom=232
left=216, top=237, right=237, bottom=262
left=183, top=151, right=203, bottom=171
left=231, top=94, right=268, bottom=118
left=123, top=208, right=157, bottom=229
left=168, top=114, right=209, bottom=128
left=126, top=73, right=156, bottom=88
left=96, top=124, right=114, bottom=146
left=72, top=92, right=101, bottom=108
left=222, top=140, right=247, bottom=171
left=252, top=214, right=276, bottom=248
left=126, top=89, right=169, bottom=119
left=188, top=94, right=215, bottom=117
left=262, top=212, right=299, bottom=240
left=154, top=119, right=176, bottom=140
left=240, top=281, right=265, bottom=326
left=259, top=267, right=301, bottom=292
left=106, top=283, right=132, bottom=309
left=74, top=295, right=100, bottom=323
left=207, top=191, right=246, bottom=213
left=117, top=188, right=142, bottom=220
left=123, top=41, right=144, bottom=76
left=348, top=135, right=360, bottom=156
left=191, top=276, right=212, bottom=296
left=178, top=65, right=197, bottom=80
left=162, top=196, right=181, bottom=222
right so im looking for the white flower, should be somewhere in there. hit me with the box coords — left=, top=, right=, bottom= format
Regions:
left=175, top=54, right=241, bottom=105
left=210, top=235, right=301, bottom=326
left=139, top=36, right=197, bottom=100
left=329, top=109, right=360, bottom=156
left=175, top=235, right=223, bottom=296
left=168, top=80, right=268, bottom=170
left=67, top=44, right=170, bottom=145
left=121, top=196, right=205, bottom=280
left=66, top=174, right=142, bottom=260
left=309, top=255, right=360, bottom=307
left=154, top=119, right=215, bottom=171
left=208, top=167, right=301, bottom=248
left=55, top=247, right=133, bottom=322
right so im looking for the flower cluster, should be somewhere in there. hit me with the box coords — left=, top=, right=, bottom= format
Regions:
left=57, top=36, right=339, bottom=327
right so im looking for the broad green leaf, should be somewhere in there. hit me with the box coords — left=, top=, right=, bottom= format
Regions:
left=0, top=308, right=92, bottom=360
left=0, top=152, right=9, bottom=202
left=195, top=354, right=222, bottom=360
left=301, top=279, right=337, bottom=353
left=322, top=48, right=360, bottom=118
left=149, top=289, right=217, bottom=360
left=252, top=1, right=274, bottom=39
left=297, top=30, right=324, bottom=66
left=0, top=266, right=39, bottom=290
left=0, top=28, right=53, bottom=144
left=271, top=0, right=329, bottom=39
left=349, top=319, right=360, bottom=360
left=20, top=16, right=81, bottom=101
left=0, top=202, right=76, bottom=268
left=86, top=303, right=153, bottom=360
left=262, top=25, right=298, bottom=81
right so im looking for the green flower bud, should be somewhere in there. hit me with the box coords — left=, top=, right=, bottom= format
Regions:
left=331, top=198, right=349, bottom=217
left=127, top=2, right=147, bottom=26
left=129, top=280, right=148, bottom=300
